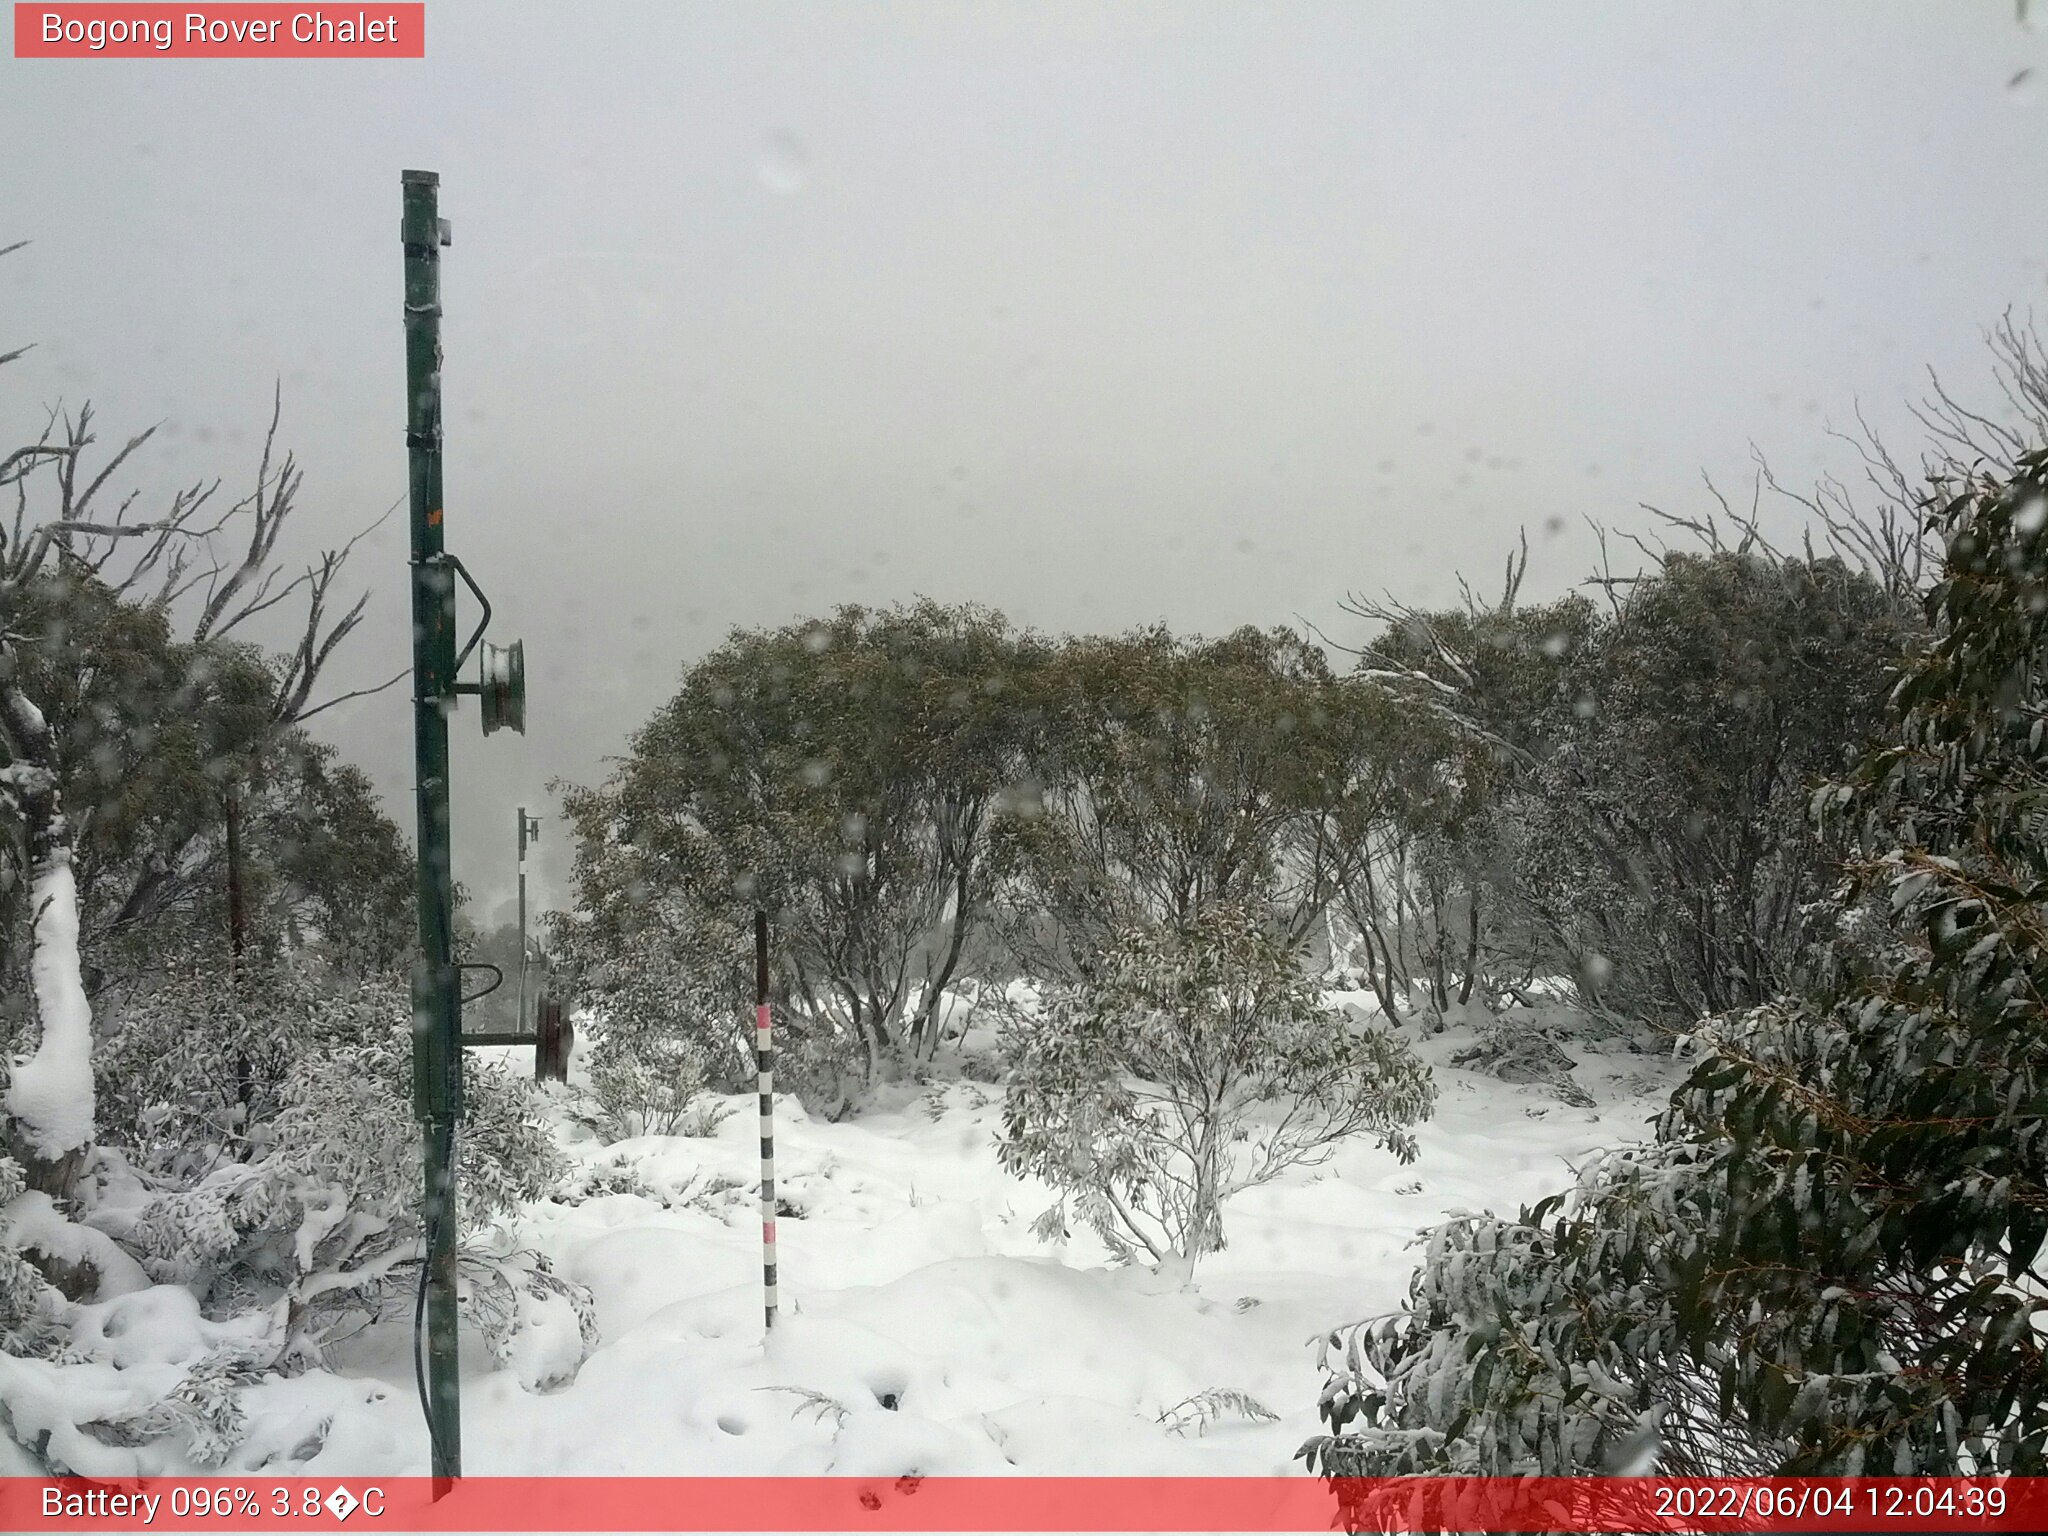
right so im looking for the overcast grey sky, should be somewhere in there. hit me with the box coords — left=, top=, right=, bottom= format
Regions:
left=4, top=1, right=2046, bottom=918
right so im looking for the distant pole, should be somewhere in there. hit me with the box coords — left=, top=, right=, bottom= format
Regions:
left=756, top=910, right=778, bottom=1332
left=517, top=807, right=527, bottom=1035
left=402, top=166, right=461, bottom=1489
left=517, top=807, right=539, bottom=1063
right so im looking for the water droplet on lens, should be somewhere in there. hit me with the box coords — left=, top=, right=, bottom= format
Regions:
left=757, top=129, right=809, bottom=194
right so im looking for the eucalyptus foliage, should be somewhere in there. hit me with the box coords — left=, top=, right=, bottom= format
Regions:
left=1304, top=448, right=2048, bottom=1487
left=561, top=601, right=1034, bottom=1086
left=994, top=625, right=1389, bottom=978
left=1001, top=903, right=1433, bottom=1273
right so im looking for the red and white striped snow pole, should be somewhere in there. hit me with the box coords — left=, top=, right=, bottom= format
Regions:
left=755, top=909, right=778, bottom=1332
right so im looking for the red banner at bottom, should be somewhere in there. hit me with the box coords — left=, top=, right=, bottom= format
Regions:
left=1, top=1475, right=2040, bottom=1533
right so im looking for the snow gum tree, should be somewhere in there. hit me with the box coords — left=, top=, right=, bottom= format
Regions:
left=1305, top=441, right=2048, bottom=1489
left=0, top=573, right=246, bottom=988
left=1, top=486, right=110, bottom=1205
left=1517, top=551, right=1906, bottom=1025
left=0, top=565, right=409, bottom=1000
left=566, top=898, right=752, bottom=1135
left=1, top=267, right=395, bottom=1208
left=1335, top=571, right=1597, bottom=1018
left=999, top=903, right=1433, bottom=1277
left=562, top=601, right=1037, bottom=1090
left=994, top=624, right=1391, bottom=980
left=552, top=781, right=773, bottom=1088
left=1348, top=546, right=1906, bottom=1029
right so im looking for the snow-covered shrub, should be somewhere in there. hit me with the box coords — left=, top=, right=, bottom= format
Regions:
left=587, top=1014, right=715, bottom=1141
left=0, top=1153, right=63, bottom=1356
left=552, top=1155, right=748, bottom=1214
left=100, top=978, right=564, bottom=1356
left=464, top=1248, right=599, bottom=1392
left=0, top=967, right=581, bottom=1473
left=676, top=1096, right=738, bottom=1136
left=766, top=1005, right=870, bottom=1119
left=1447, top=1014, right=1595, bottom=1107
left=569, top=904, right=760, bottom=1138
left=1300, top=1140, right=1766, bottom=1487
left=551, top=1157, right=663, bottom=1205
left=95, top=964, right=353, bottom=1181
left=999, top=904, right=1434, bottom=1274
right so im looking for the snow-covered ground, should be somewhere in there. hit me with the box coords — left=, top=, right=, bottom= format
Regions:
left=284, top=1010, right=1678, bottom=1479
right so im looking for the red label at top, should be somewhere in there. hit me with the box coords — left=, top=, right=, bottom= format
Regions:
left=13, top=4, right=425, bottom=57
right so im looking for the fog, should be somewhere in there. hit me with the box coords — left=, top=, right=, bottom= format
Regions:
left=3, top=0, right=2044, bottom=915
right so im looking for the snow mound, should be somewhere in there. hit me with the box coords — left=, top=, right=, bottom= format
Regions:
left=567, top=1225, right=759, bottom=1341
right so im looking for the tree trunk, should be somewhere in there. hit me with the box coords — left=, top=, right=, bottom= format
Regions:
left=0, top=675, right=94, bottom=1210
left=910, top=845, right=979, bottom=1058
left=1457, top=888, right=1481, bottom=1008
left=1426, top=887, right=1451, bottom=1016
left=225, top=779, right=246, bottom=971
left=1323, top=903, right=1356, bottom=984
left=1180, top=1116, right=1227, bottom=1274
left=225, top=779, right=254, bottom=1151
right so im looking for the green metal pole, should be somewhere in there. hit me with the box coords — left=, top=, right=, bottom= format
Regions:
left=402, top=167, right=462, bottom=1488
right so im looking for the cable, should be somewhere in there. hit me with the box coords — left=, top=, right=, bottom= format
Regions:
left=412, top=1117, right=457, bottom=1478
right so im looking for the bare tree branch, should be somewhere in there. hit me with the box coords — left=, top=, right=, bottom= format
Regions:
left=293, top=666, right=409, bottom=725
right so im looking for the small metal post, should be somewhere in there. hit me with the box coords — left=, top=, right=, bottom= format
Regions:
left=517, top=807, right=539, bottom=1068
left=756, top=911, right=778, bottom=1333
left=538, top=993, right=566, bottom=1082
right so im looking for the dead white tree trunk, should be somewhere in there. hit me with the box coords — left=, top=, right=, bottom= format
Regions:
left=0, top=677, right=92, bottom=1205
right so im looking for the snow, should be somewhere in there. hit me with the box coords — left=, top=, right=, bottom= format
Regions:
left=497, top=1282, right=589, bottom=1394
left=0, top=997, right=1672, bottom=1478
left=68, top=1283, right=273, bottom=1371
left=244, top=1011, right=1675, bottom=1479
left=0, top=1190, right=152, bottom=1299
left=0, top=1351, right=173, bottom=1473
left=4, top=860, right=96, bottom=1158
left=568, top=1227, right=759, bottom=1340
